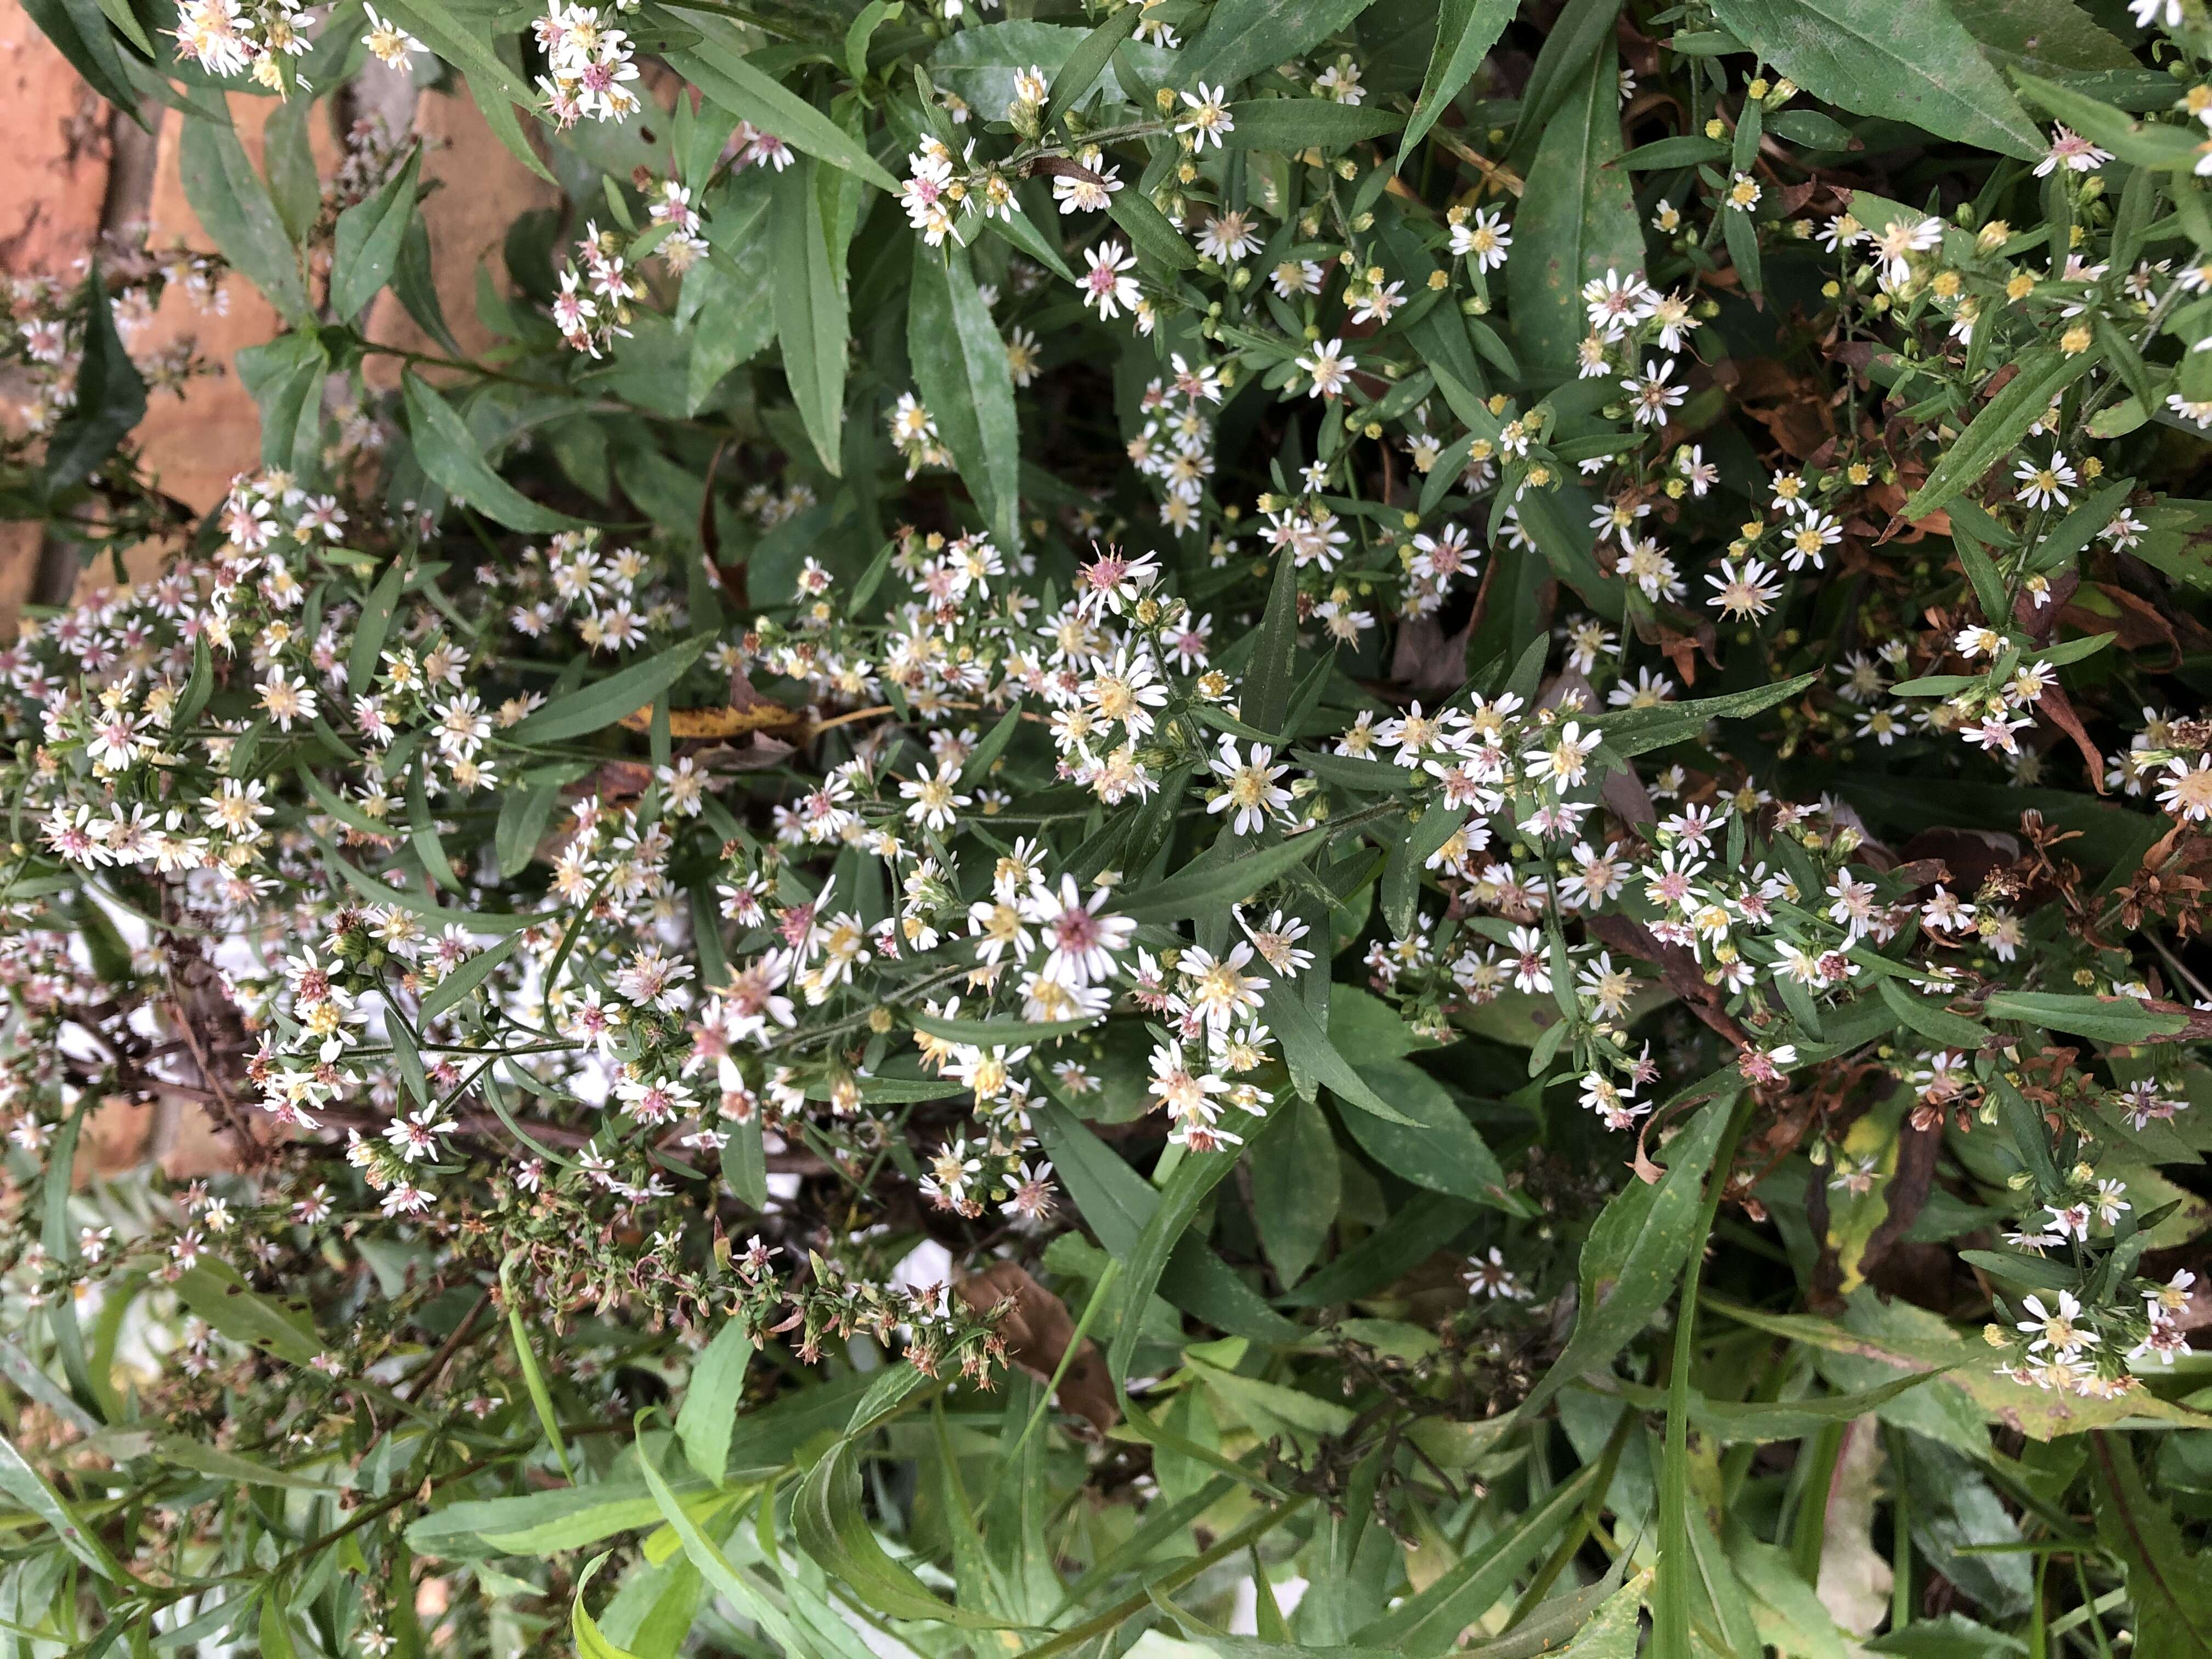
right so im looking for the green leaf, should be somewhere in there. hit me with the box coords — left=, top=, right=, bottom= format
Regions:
left=0, top=1431, right=125, bottom=1580
left=2089, top=1431, right=2212, bottom=1659
left=931, top=20, right=1141, bottom=120
left=1177, top=0, right=1378, bottom=90
left=1505, top=36, right=1642, bottom=379
left=1249, top=1094, right=1339, bottom=1286
left=307, top=829, right=538, bottom=933
left=1520, top=1094, right=1735, bottom=1417
left=394, top=210, right=465, bottom=357
left=20, top=0, right=145, bottom=115
left=506, top=635, right=710, bottom=746
left=402, top=372, right=591, bottom=534
left=909, top=241, right=1022, bottom=552
left=1118, top=830, right=1336, bottom=923
left=496, top=766, right=576, bottom=878
left=374, top=0, right=557, bottom=184
left=1619, top=134, right=1732, bottom=169
left=1980, top=990, right=2186, bottom=1043
left=676, top=1321, right=755, bottom=1485
left=637, top=1448, right=809, bottom=1651
left=1260, top=979, right=1417, bottom=1125
left=1593, top=673, right=1815, bottom=756
left=505, top=1281, right=575, bottom=1481
left=412, top=1485, right=672, bottom=1558
left=1707, top=0, right=2044, bottom=160
left=150, top=1434, right=351, bottom=1492
left=766, top=160, right=850, bottom=475
left=795, top=1438, right=1007, bottom=1626
left=178, top=100, right=312, bottom=325
left=1336, top=1057, right=1514, bottom=1208
left=1900, top=348, right=2099, bottom=521
left=1597, top=1367, right=1949, bottom=1443
left=1107, top=185, right=1199, bottom=271
left=330, top=145, right=422, bottom=323
left=691, top=189, right=779, bottom=410
left=1220, top=98, right=1406, bottom=149
left=1243, top=549, right=1304, bottom=738
left=721, top=1119, right=769, bottom=1209
left=1877, top=978, right=1987, bottom=1049
left=907, top=1011, right=1100, bottom=1046
left=1107, top=1146, right=1241, bottom=1383
left=1512, top=0, right=1622, bottom=139
left=1956, top=0, right=2137, bottom=77
left=2012, top=73, right=2204, bottom=170
left=1957, top=1248, right=2078, bottom=1292
left=171, top=1261, right=321, bottom=1367
left=1048, top=4, right=1145, bottom=114
left=1405, top=0, right=1518, bottom=153
left=1355, top=1462, right=1602, bottom=1650
left=44, top=269, right=146, bottom=491
left=346, top=554, right=409, bottom=699
left=236, top=332, right=327, bottom=481
left=668, top=41, right=899, bottom=191
left=573, top=1555, right=645, bottom=1659
left=419, top=936, right=520, bottom=1020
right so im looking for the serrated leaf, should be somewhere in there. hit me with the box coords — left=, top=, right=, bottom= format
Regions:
left=1519, top=1094, right=1735, bottom=1417
left=1405, top=0, right=1518, bottom=153
left=1707, top=0, right=2044, bottom=160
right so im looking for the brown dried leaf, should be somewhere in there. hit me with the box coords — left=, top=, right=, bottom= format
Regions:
left=954, top=1261, right=1118, bottom=1436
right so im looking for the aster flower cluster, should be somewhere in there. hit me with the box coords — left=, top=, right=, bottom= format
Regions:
left=13, top=0, right=2212, bottom=1646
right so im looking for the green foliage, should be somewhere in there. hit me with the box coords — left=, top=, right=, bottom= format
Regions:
left=3, top=0, right=2212, bottom=1657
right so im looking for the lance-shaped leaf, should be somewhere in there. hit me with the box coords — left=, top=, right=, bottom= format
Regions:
left=402, top=372, right=591, bottom=534
left=1505, top=37, right=1641, bottom=378
left=768, top=160, right=850, bottom=475
left=909, top=241, right=1022, bottom=551
left=1707, top=0, right=2044, bottom=160
left=1518, top=1094, right=1734, bottom=1416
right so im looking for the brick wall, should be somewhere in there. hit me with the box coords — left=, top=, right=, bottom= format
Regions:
left=0, top=16, right=563, bottom=628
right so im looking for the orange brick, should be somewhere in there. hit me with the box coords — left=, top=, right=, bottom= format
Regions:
left=0, top=0, right=111, bottom=278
